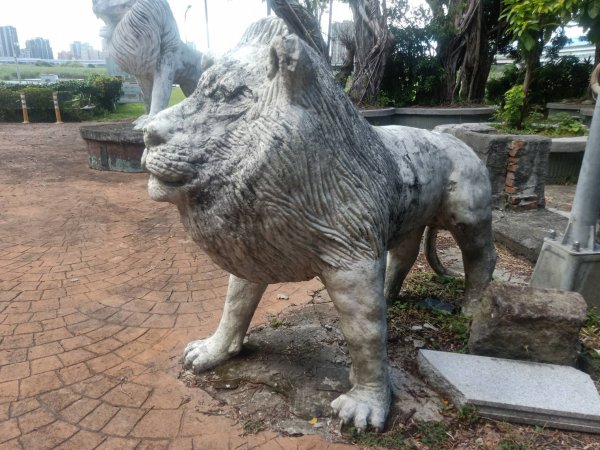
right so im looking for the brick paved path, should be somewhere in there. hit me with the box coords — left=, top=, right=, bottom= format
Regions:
left=0, top=124, right=349, bottom=450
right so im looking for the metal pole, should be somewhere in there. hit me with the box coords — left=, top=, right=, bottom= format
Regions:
left=326, top=0, right=333, bottom=58
left=561, top=63, right=600, bottom=251
left=184, top=5, right=192, bottom=43
left=14, top=43, right=21, bottom=84
left=204, top=0, right=210, bottom=49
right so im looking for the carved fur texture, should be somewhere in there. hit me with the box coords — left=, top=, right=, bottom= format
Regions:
left=92, top=0, right=211, bottom=127
left=142, top=17, right=497, bottom=431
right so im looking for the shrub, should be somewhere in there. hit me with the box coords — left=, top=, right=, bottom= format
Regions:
left=487, top=57, right=593, bottom=105
left=0, top=76, right=123, bottom=122
left=494, top=84, right=525, bottom=129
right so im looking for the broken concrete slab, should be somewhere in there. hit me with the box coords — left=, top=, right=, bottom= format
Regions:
left=418, top=349, right=600, bottom=434
left=492, top=208, right=568, bottom=262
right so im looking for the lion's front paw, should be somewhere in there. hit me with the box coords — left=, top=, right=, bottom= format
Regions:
left=331, top=385, right=391, bottom=432
left=182, top=338, right=231, bottom=373
left=133, top=114, right=150, bottom=130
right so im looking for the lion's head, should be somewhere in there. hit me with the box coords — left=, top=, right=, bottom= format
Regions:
left=92, top=0, right=137, bottom=24
left=142, top=17, right=369, bottom=206
left=142, top=17, right=396, bottom=278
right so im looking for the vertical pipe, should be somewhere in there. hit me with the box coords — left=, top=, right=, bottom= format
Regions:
left=565, top=64, right=600, bottom=250
left=20, top=94, right=29, bottom=124
left=326, top=0, right=333, bottom=59
left=53, top=92, right=63, bottom=124
left=204, top=0, right=210, bottom=49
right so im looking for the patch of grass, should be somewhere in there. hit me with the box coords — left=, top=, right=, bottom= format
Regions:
left=242, top=419, right=266, bottom=435
left=400, top=272, right=465, bottom=305
left=388, top=272, right=470, bottom=352
left=416, top=421, right=449, bottom=448
left=168, top=86, right=185, bottom=106
left=498, top=439, right=533, bottom=450
left=94, top=86, right=187, bottom=122
left=350, top=428, right=407, bottom=449
left=0, top=63, right=107, bottom=81
left=267, top=314, right=286, bottom=328
left=457, top=405, right=480, bottom=425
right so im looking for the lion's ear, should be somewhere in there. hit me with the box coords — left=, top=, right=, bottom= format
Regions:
left=268, top=35, right=313, bottom=99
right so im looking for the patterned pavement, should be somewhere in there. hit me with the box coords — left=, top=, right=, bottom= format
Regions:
left=0, top=123, right=349, bottom=450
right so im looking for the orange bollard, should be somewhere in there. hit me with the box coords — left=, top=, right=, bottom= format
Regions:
left=20, top=93, right=29, bottom=124
left=53, top=91, right=63, bottom=124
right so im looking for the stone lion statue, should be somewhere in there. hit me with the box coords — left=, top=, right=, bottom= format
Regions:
left=92, top=0, right=212, bottom=128
left=142, top=18, right=496, bottom=431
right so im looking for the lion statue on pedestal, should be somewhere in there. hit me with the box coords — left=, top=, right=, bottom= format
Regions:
left=92, top=0, right=212, bottom=129
left=142, top=18, right=496, bottom=432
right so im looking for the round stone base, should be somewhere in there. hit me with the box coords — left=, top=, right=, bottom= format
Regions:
left=80, top=122, right=145, bottom=172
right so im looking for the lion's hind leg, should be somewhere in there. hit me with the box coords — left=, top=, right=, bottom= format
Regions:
left=323, top=258, right=391, bottom=432
left=442, top=173, right=496, bottom=315
left=384, top=226, right=426, bottom=305
left=183, top=275, right=267, bottom=373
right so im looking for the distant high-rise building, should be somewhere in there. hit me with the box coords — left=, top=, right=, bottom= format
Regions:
left=0, top=26, right=19, bottom=57
left=70, top=41, right=103, bottom=60
left=26, top=37, right=53, bottom=60
left=57, top=50, right=73, bottom=60
left=70, top=41, right=82, bottom=59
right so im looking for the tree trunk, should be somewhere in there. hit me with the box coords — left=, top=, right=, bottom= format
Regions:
left=269, top=0, right=328, bottom=60
left=520, top=49, right=538, bottom=128
left=595, top=41, right=600, bottom=67
left=347, top=0, right=391, bottom=105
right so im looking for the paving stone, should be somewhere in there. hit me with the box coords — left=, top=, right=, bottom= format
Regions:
left=419, top=349, right=600, bottom=433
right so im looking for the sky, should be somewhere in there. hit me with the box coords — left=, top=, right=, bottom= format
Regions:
left=0, top=0, right=352, bottom=56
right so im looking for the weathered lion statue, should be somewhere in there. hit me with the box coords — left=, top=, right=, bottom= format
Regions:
left=142, top=18, right=496, bottom=431
left=92, top=0, right=212, bottom=128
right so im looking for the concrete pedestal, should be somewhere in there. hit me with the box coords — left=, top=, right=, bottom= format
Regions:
left=531, top=238, right=600, bottom=308
left=80, top=123, right=145, bottom=173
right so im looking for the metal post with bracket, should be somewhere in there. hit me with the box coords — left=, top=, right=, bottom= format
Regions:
left=530, top=64, right=600, bottom=307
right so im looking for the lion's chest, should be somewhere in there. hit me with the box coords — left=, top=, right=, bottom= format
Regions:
left=107, top=22, right=161, bottom=76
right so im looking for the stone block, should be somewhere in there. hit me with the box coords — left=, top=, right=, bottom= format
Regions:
left=468, top=283, right=587, bottom=365
left=435, top=123, right=550, bottom=209
left=418, top=349, right=600, bottom=433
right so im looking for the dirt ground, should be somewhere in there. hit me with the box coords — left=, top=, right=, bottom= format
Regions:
left=0, top=122, right=597, bottom=450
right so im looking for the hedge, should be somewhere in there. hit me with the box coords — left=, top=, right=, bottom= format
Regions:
left=0, top=75, right=123, bottom=122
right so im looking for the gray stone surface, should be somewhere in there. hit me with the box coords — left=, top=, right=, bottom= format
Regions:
left=552, top=136, right=587, bottom=153
left=468, top=283, right=588, bottom=365
left=492, top=208, right=568, bottom=262
left=92, top=0, right=212, bottom=128
left=418, top=349, right=600, bottom=433
left=142, top=17, right=496, bottom=431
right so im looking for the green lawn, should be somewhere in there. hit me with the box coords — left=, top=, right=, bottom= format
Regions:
left=96, top=86, right=186, bottom=122
left=0, top=63, right=107, bottom=81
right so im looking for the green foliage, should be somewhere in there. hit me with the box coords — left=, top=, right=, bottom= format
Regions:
left=350, top=428, right=406, bottom=449
left=501, top=0, right=579, bottom=54
left=416, top=421, right=449, bottom=448
left=586, top=307, right=599, bottom=328
left=457, top=405, right=480, bottom=425
left=0, top=63, right=106, bottom=81
left=0, top=89, right=21, bottom=122
left=546, top=112, right=587, bottom=137
left=381, top=3, right=446, bottom=106
left=487, top=57, right=593, bottom=105
left=494, top=84, right=526, bottom=129
left=0, top=75, right=123, bottom=123
left=498, top=440, right=533, bottom=450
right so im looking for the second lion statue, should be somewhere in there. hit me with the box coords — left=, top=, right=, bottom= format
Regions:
left=142, top=18, right=496, bottom=431
left=92, top=0, right=212, bottom=128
